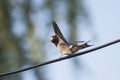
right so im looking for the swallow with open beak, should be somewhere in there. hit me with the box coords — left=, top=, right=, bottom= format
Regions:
left=50, top=21, right=92, bottom=56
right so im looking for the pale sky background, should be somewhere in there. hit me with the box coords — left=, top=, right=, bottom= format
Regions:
left=22, top=0, right=120, bottom=80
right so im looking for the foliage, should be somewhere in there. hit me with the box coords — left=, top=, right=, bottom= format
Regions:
left=0, top=0, right=90, bottom=80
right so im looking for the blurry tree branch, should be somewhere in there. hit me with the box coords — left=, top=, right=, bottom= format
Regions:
left=0, top=39, right=120, bottom=76
left=0, top=0, right=93, bottom=80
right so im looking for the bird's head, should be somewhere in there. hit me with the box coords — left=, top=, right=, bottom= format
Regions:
left=50, top=35, right=59, bottom=46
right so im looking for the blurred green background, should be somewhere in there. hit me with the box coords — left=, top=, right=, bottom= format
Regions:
left=0, top=0, right=92, bottom=80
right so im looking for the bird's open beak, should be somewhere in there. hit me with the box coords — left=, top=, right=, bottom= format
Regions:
left=50, top=36, right=54, bottom=42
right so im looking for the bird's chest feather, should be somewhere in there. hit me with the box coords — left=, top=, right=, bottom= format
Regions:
left=57, top=43, right=72, bottom=55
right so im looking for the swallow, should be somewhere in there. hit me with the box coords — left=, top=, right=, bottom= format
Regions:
left=50, top=21, right=92, bottom=56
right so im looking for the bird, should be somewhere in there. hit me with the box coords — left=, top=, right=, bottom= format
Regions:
left=50, top=21, right=92, bottom=57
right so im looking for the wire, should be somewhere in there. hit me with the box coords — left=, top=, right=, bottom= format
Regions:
left=0, top=39, right=120, bottom=76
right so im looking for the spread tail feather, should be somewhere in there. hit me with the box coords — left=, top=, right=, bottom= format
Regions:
left=79, top=40, right=92, bottom=49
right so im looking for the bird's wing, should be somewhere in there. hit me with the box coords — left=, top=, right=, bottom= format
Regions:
left=52, top=21, right=70, bottom=46
left=72, top=40, right=91, bottom=46
left=74, top=41, right=85, bottom=44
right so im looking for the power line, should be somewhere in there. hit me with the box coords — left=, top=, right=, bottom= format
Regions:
left=0, top=39, right=120, bottom=76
